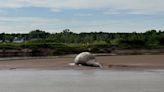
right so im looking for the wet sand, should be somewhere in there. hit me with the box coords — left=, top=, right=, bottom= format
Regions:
left=0, top=70, right=164, bottom=92
left=0, top=54, right=164, bottom=70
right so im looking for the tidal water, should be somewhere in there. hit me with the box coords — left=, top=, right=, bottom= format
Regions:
left=0, top=69, right=164, bottom=92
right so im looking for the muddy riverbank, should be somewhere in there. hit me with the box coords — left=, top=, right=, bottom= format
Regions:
left=0, top=54, right=164, bottom=70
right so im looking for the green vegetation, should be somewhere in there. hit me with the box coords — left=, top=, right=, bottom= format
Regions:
left=0, top=29, right=164, bottom=56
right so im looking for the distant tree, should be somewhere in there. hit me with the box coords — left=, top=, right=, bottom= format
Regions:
left=62, top=29, right=71, bottom=34
left=29, top=29, right=50, bottom=40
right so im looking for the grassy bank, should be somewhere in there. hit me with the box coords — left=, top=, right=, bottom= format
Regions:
left=0, top=41, right=164, bottom=57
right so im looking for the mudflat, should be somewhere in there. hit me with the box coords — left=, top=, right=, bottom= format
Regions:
left=0, top=54, right=164, bottom=70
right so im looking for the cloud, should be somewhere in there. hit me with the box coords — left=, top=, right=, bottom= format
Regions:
left=74, top=13, right=92, bottom=16
left=0, top=16, right=59, bottom=24
left=0, top=0, right=164, bottom=14
left=50, top=8, right=61, bottom=12
left=0, top=16, right=60, bottom=33
left=0, top=16, right=162, bottom=33
left=0, top=0, right=164, bottom=33
left=103, top=9, right=120, bottom=15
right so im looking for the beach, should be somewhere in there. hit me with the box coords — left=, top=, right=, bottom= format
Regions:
left=0, top=54, right=164, bottom=70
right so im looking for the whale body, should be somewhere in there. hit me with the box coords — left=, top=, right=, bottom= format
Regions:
left=74, top=52, right=102, bottom=67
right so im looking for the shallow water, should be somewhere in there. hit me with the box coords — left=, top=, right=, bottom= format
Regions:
left=0, top=69, right=164, bottom=92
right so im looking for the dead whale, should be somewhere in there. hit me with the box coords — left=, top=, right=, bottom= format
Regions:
left=74, top=52, right=102, bottom=67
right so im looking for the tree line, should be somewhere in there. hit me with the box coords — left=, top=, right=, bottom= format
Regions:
left=0, top=29, right=164, bottom=49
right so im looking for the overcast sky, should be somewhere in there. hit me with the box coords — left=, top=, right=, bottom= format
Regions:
left=0, top=0, right=164, bottom=33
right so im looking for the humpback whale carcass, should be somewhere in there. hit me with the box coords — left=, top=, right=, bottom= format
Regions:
left=74, top=52, right=102, bottom=67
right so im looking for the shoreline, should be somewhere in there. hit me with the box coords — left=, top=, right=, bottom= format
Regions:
left=0, top=54, right=164, bottom=70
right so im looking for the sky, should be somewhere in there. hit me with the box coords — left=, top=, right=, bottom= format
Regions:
left=0, top=0, right=164, bottom=33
